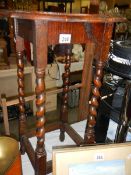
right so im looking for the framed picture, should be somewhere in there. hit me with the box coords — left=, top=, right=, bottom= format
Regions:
left=52, top=143, right=131, bottom=175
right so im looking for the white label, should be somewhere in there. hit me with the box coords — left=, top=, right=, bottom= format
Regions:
left=59, top=34, right=71, bottom=43
left=95, top=153, right=104, bottom=161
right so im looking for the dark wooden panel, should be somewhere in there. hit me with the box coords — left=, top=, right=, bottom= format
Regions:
left=17, top=19, right=34, bottom=43
left=48, top=22, right=88, bottom=44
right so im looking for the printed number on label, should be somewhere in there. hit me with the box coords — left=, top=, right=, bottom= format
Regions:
left=95, top=153, right=104, bottom=161
left=59, top=34, right=71, bottom=43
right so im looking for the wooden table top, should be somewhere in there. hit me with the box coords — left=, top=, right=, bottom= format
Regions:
left=0, top=10, right=126, bottom=23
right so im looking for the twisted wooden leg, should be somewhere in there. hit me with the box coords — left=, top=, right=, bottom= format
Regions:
left=35, top=70, right=46, bottom=175
left=60, top=44, right=72, bottom=142
left=17, top=50, right=26, bottom=154
left=84, top=60, right=104, bottom=144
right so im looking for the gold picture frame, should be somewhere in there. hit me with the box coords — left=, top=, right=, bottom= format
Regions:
left=53, top=143, right=131, bottom=175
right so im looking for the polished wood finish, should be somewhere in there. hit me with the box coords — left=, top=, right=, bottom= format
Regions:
left=6, top=153, right=22, bottom=175
left=60, top=44, right=72, bottom=141
left=84, top=60, right=105, bottom=143
left=0, top=10, right=125, bottom=174
left=0, top=137, right=22, bottom=175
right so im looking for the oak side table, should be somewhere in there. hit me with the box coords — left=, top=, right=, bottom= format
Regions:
left=1, top=10, right=125, bottom=175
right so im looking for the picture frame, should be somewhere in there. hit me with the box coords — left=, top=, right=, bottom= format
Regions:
left=52, top=143, right=131, bottom=175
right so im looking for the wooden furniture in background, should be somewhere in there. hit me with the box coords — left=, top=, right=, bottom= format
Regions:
left=0, top=10, right=125, bottom=174
left=8, top=17, right=15, bottom=54
left=80, top=6, right=88, bottom=13
left=0, top=64, right=57, bottom=136
left=0, top=38, right=8, bottom=65
left=89, top=0, right=99, bottom=14
left=0, top=1, right=7, bottom=9
left=0, top=94, right=10, bottom=135
left=0, top=66, right=35, bottom=98
left=41, top=0, right=74, bottom=12
left=0, top=64, right=57, bottom=115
